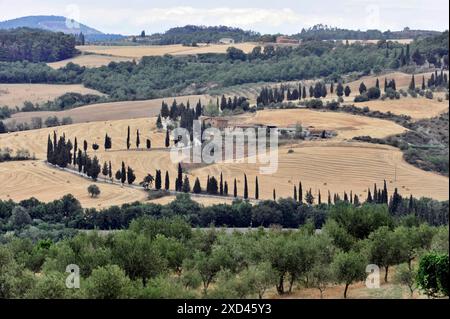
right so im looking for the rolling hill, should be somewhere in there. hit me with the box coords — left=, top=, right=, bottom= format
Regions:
left=0, top=15, right=102, bottom=35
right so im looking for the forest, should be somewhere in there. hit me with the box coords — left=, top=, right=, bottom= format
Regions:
left=0, top=28, right=78, bottom=62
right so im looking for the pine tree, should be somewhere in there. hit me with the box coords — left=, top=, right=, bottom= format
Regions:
left=244, top=174, right=248, bottom=200
left=165, top=171, right=170, bottom=190
left=193, top=177, right=202, bottom=193
left=255, top=176, right=259, bottom=200
left=126, top=126, right=131, bottom=150
left=234, top=178, right=237, bottom=198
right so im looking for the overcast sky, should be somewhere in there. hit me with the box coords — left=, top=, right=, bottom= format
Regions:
left=0, top=0, right=448, bottom=35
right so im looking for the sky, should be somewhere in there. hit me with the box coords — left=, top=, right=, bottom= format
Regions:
left=0, top=0, right=449, bottom=35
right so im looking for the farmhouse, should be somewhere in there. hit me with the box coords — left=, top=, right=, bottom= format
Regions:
left=219, top=38, right=235, bottom=44
left=276, top=36, right=299, bottom=44
left=202, top=116, right=229, bottom=129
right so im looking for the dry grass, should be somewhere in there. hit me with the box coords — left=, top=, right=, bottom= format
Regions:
left=189, top=141, right=449, bottom=202
left=0, top=161, right=147, bottom=208
left=77, top=43, right=258, bottom=58
left=233, top=108, right=407, bottom=139
left=354, top=97, right=449, bottom=119
left=7, top=94, right=210, bottom=125
left=0, top=84, right=104, bottom=108
left=47, top=54, right=134, bottom=69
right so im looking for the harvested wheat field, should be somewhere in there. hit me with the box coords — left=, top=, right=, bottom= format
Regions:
left=1, top=117, right=447, bottom=205
left=189, top=141, right=449, bottom=201
left=47, top=54, right=134, bottom=69
left=354, top=97, right=449, bottom=119
left=8, top=94, right=210, bottom=125
left=234, top=108, right=407, bottom=139
left=0, top=161, right=147, bottom=208
left=0, top=84, right=105, bottom=108
left=77, top=43, right=258, bottom=58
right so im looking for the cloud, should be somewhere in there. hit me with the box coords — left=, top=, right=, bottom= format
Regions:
left=133, top=7, right=302, bottom=29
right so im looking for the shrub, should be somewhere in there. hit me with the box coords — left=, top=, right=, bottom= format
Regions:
left=354, top=94, right=369, bottom=102
left=425, top=90, right=434, bottom=99
left=87, top=185, right=101, bottom=198
left=417, top=252, right=449, bottom=297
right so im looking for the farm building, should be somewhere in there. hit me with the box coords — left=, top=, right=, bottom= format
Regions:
left=276, top=36, right=299, bottom=44
left=219, top=38, right=235, bottom=44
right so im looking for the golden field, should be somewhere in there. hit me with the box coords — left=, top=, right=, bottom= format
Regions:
left=0, top=84, right=104, bottom=108
left=77, top=43, right=258, bottom=59
left=1, top=112, right=448, bottom=205
left=8, top=94, right=210, bottom=125
left=234, top=108, right=407, bottom=140
left=47, top=54, right=134, bottom=69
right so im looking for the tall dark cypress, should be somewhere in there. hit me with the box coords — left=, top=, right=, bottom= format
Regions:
left=233, top=178, right=237, bottom=198
left=244, top=174, right=248, bottom=199
left=318, top=190, right=321, bottom=205
left=73, top=137, right=78, bottom=165
left=298, top=182, right=303, bottom=203
left=165, top=129, right=170, bottom=148
left=165, top=171, right=170, bottom=190
left=136, top=129, right=140, bottom=149
left=373, top=184, right=378, bottom=203
left=219, top=172, right=224, bottom=196
left=273, top=189, right=276, bottom=201
left=367, top=188, right=373, bottom=203
left=47, top=134, right=53, bottom=163
left=383, top=180, right=388, bottom=204
left=121, top=161, right=126, bottom=184
left=294, top=185, right=298, bottom=201
left=255, top=176, right=259, bottom=200
left=328, top=191, right=332, bottom=205
left=177, top=163, right=183, bottom=191
left=126, top=126, right=131, bottom=150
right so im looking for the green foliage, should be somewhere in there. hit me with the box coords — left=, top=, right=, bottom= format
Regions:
left=416, top=252, right=449, bottom=297
left=84, top=265, right=134, bottom=299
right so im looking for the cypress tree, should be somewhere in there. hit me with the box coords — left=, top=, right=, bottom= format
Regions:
left=102, top=161, right=109, bottom=178
left=408, top=194, right=414, bottom=211
left=193, top=177, right=201, bottom=193
left=344, top=85, right=351, bottom=97
left=156, top=115, right=163, bottom=129
left=273, top=189, right=276, bottom=201
left=383, top=180, right=388, bottom=204
left=47, top=134, right=53, bottom=163
left=255, top=176, right=259, bottom=200
left=367, top=188, right=373, bottom=203
left=244, top=174, right=248, bottom=199
left=224, top=181, right=228, bottom=196
left=91, top=156, right=101, bottom=181
left=373, top=184, right=378, bottom=203
left=77, top=150, right=83, bottom=173
left=126, top=126, right=131, bottom=150
left=354, top=195, right=360, bottom=206
left=298, top=182, right=303, bottom=204
left=136, top=129, right=140, bottom=149
left=165, top=171, right=170, bottom=190
left=121, top=161, right=126, bottom=184
left=108, top=161, right=112, bottom=180
left=350, top=191, right=353, bottom=204
left=83, top=139, right=88, bottom=153
left=155, top=170, right=162, bottom=190
left=384, top=78, right=388, bottom=92
left=182, top=175, right=191, bottom=193
left=73, top=137, right=78, bottom=165
left=219, top=172, right=224, bottom=195
left=409, top=74, right=416, bottom=90
left=234, top=178, right=237, bottom=198
left=328, top=191, right=332, bottom=205
left=165, top=129, right=170, bottom=148
left=294, top=185, right=298, bottom=201
left=177, top=163, right=183, bottom=191
left=375, top=78, right=380, bottom=88
left=127, top=166, right=136, bottom=185
left=336, top=82, right=344, bottom=97
left=318, top=190, right=321, bottom=205
left=344, top=192, right=349, bottom=202
left=422, top=76, right=426, bottom=90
